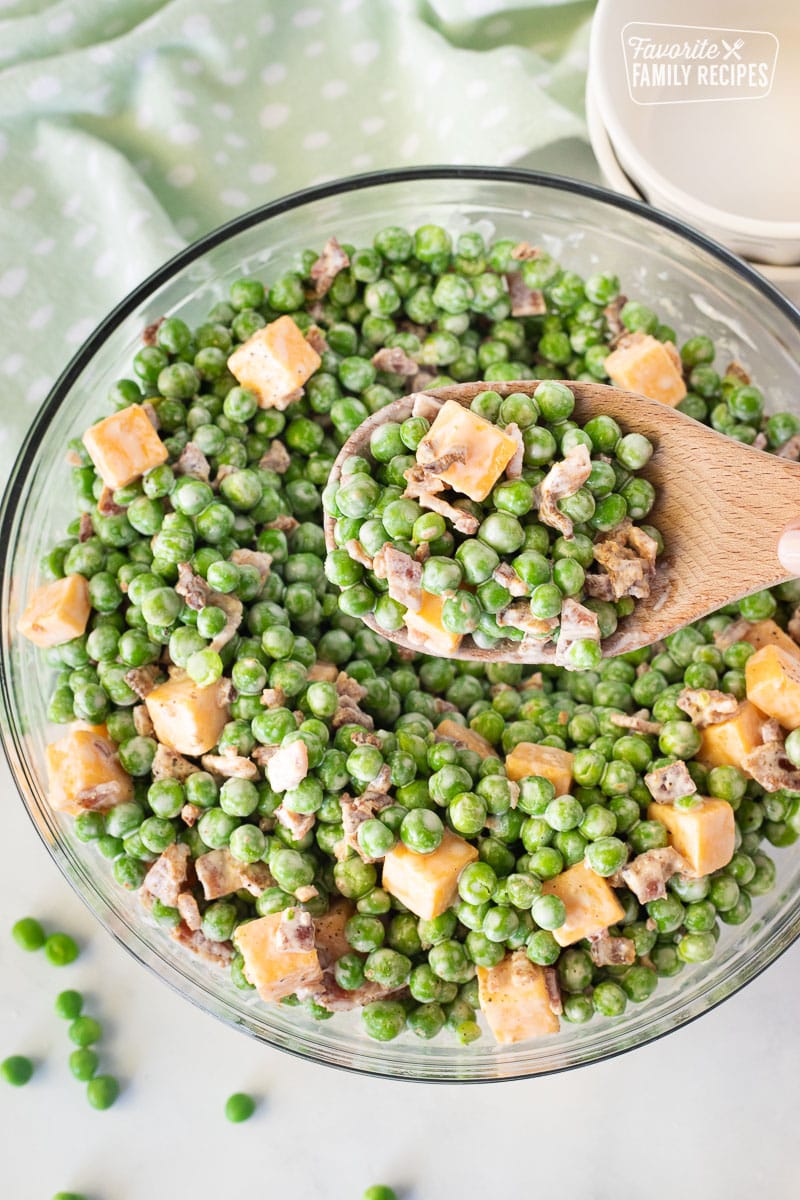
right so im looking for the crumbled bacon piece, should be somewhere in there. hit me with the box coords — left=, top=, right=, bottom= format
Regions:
left=309, top=236, right=350, bottom=298
left=275, top=805, right=316, bottom=841
left=142, top=317, right=164, bottom=346
left=589, top=930, right=636, bottom=967
left=261, top=686, right=287, bottom=709
left=175, top=562, right=211, bottom=611
left=410, top=392, right=443, bottom=420
left=492, top=563, right=528, bottom=598
left=307, top=661, right=339, bottom=683
left=171, top=923, right=233, bottom=966
left=230, top=549, right=272, bottom=588
left=267, top=739, right=309, bottom=793
left=251, top=744, right=279, bottom=768
left=621, top=847, right=688, bottom=904
left=743, top=740, right=800, bottom=793
left=645, top=760, right=697, bottom=803
left=78, top=512, right=93, bottom=542
left=174, top=441, right=211, bottom=482
left=777, top=435, right=800, bottom=461
left=177, top=891, right=202, bottom=931
left=677, top=687, right=740, bottom=728
left=265, top=513, right=300, bottom=535
left=338, top=787, right=392, bottom=862
left=592, top=519, right=658, bottom=599
left=402, top=466, right=480, bottom=535
left=201, top=753, right=259, bottom=780
left=375, top=544, right=423, bottom=612
left=305, top=324, right=328, bottom=355
left=181, top=803, right=202, bottom=827
left=610, top=711, right=662, bottom=735
left=98, top=487, right=126, bottom=516
left=505, top=272, right=546, bottom=317
left=143, top=842, right=191, bottom=908
left=371, top=346, right=418, bottom=376
left=725, top=360, right=751, bottom=385
left=196, top=849, right=271, bottom=900
left=276, top=908, right=316, bottom=953
left=132, top=704, right=155, bottom=738
left=295, top=976, right=406, bottom=1013
left=504, top=422, right=524, bottom=479
left=603, top=295, right=627, bottom=340
left=152, top=743, right=197, bottom=782
left=345, top=539, right=373, bottom=570
left=543, top=966, right=563, bottom=1015
left=534, top=443, right=592, bottom=538
left=753, top=433, right=768, bottom=451
left=496, top=602, right=558, bottom=641
left=124, top=664, right=162, bottom=699
left=142, top=401, right=159, bottom=430
left=258, top=440, right=291, bottom=474
left=510, top=241, right=541, bottom=261
left=713, top=618, right=753, bottom=651
left=351, top=728, right=382, bottom=747
left=554, top=598, right=601, bottom=669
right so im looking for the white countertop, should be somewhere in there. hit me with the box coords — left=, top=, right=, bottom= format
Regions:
left=3, top=138, right=799, bottom=1200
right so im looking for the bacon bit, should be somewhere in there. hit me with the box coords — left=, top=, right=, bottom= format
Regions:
left=725, top=360, right=751, bottom=386
left=309, top=236, right=350, bottom=298
left=761, top=719, right=783, bottom=745
left=265, top=513, right=300, bottom=535
left=589, top=930, right=636, bottom=967
left=208, top=593, right=243, bottom=654
left=177, top=562, right=244, bottom=652
left=261, top=686, right=287, bottom=709
left=713, top=618, right=753, bottom=651
left=132, top=704, right=155, bottom=738
left=124, top=664, right=163, bottom=700
left=534, top=443, right=592, bottom=538
left=753, top=433, right=768, bottom=451
left=181, top=802, right=202, bottom=828
left=496, top=602, right=558, bottom=641
left=65, top=450, right=83, bottom=467
left=603, top=295, right=627, bottom=340
left=402, top=467, right=480, bottom=535
left=505, top=272, right=546, bottom=317
left=78, top=512, right=93, bottom=542
left=267, top=739, right=309, bottom=793
left=196, top=849, right=271, bottom=900
left=175, top=562, right=211, bottom=611
left=213, top=463, right=238, bottom=491
left=307, top=661, right=339, bottom=683
left=414, top=541, right=431, bottom=564
left=230, top=548, right=272, bottom=587
left=777, top=434, right=800, bottom=461
left=543, top=966, right=563, bottom=1015
left=510, top=241, right=541, bottom=261
left=345, top=539, right=373, bottom=570
left=275, top=805, right=316, bottom=841
left=415, top=445, right=468, bottom=477
left=743, top=740, right=800, bottom=793
left=636, top=662, right=649, bottom=678
left=434, top=698, right=459, bottom=714
left=338, top=788, right=392, bottom=862
left=411, top=369, right=437, bottom=392
left=142, top=401, right=159, bottom=430
left=677, top=687, right=740, bottom=728
left=295, top=976, right=406, bottom=1013
left=295, top=884, right=319, bottom=903
left=142, top=317, right=164, bottom=346
left=305, top=324, right=328, bottom=354
left=177, top=891, right=202, bottom=931
left=201, top=753, right=259, bottom=781
left=504, top=422, right=524, bottom=479
left=251, top=744, right=279, bottom=769
left=143, top=842, right=191, bottom=907
left=379, top=544, right=423, bottom=613
left=554, top=598, right=601, bottom=669
left=336, top=672, right=367, bottom=705
left=584, top=574, right=615, bottom=602
left=98, top=487, right=126, bottom=516
left=276, top=908, right=317, bottom=953
left=371, top=346, right=418, bottom=376
left=645, top=760, right=697, bottom=803
left=258, top=440, right=291, bottom=474
left=621, top=847, right=688, bottom=904
left=410, top=392, right=443, bottom=421
left=351, top=728, right=382, bottom=747
left=609, top=711, right=662, bottom=735
left=331, top=671, right=374, bottom=732
left=522, top=672, right=544, bottom=690
left=171, top=923, right=233, bottom=966
left=174, top=441, right=211, bottom=482
left=592, top=519, right=658, bottom=600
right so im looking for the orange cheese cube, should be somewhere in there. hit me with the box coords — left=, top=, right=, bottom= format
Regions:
left=233, top=912, right=322, bottom=1002
left=541, top=861, right=624, bottom=946
left=417, top=399, right=518, bottom=501
left=313, top=899, right=354, bottom=967
left=745, top=619, right=800, bottom=662
left=648, top=798, right=735, bottom=877
left=403, top=590, right=462, bottom=657
left=745, top=644, right=800, bottom=728
left=604, top=334, right=687, bottom=406
left=436, top=718, right=495, bottom=760
left=381, top=828, right=478, bottom=920
left=478, top=952, right=559, bottom=1043
left=505, top=742, right=574, bottom=794
left=145, top=675, right=230, bottom=757
left=698, top=699, right=765, bottom=769
left=227, top=315, right=321, bottom=411
left=18, top=574, right=91, bottom=647
left=46, top=726, right=134, bottom=816
left=82, top=403, right=168, bottom=490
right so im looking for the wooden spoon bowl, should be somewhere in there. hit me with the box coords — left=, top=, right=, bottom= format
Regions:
left=324, top=380, right=800, bottom=663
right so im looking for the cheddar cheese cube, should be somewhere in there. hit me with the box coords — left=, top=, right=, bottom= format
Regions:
left=436, top=718, right=495, bottom=760
left=145, top=674, right=230, bottom=757
left=82, top=403, right=168, bottom=490
left=416, top=399, right=518, bottom=501
left=403, top=590, right=462, bottom=657
left=46, top=726, right=134, bottom=816
left=381, top=829, right=478, bottom=920
left=698, top=699, right=765, bottom=769
left=313, top=899, right=354, bottom=967
left=541, top=861, right=624, bottom=946
left=227, top=315, right=321, bottom=411
left=478, top=952, right=559, bottom=1044
left=604, top=334, right=687, bottom=407
left=648, top=798, right=735, bottom=876
left=18, top=574, right=91, bottom=647
left=234, top=912, right=322, bottom=1003
left=745, top=644, right=800, bottom=728
left=745, top=619, right=800, bottom=663
left=505, top=742, right=574, bottom=794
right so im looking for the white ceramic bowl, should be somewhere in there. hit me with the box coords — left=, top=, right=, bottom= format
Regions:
left=591, top=0, right=800, bottom=266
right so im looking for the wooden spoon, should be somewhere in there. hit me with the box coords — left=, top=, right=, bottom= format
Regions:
left=323, top=380, right=800, bottom=663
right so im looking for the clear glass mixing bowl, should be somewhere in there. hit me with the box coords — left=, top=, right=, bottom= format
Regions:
left=2, top=168, right=799, bottom=1082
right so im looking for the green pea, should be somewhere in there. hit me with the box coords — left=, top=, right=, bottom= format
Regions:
left=225, top=1092, right=256, bottom=1123
left=12, top=916, right=46, bottom=952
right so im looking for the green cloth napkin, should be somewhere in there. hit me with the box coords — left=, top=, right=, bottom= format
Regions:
left=0, top=0, right=593, bottom=467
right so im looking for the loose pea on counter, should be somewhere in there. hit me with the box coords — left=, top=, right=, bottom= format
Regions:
left=15, top=224, right=800, bottom=1045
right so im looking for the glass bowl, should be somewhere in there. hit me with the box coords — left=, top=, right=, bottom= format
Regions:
left=2, top=168, right=800, bottom=1083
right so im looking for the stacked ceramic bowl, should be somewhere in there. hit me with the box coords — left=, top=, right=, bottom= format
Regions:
left=588, top=0, right=800, bottom=304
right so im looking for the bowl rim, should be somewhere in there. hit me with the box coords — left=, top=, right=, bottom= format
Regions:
left=590, top=0, right=800, bottom=245
left=2, top=164, right=800, bottom=1083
